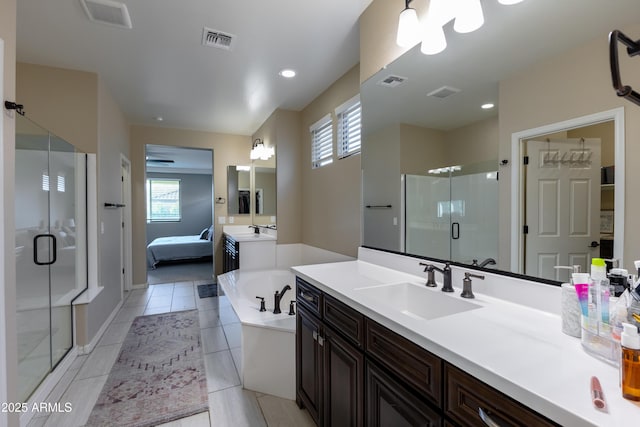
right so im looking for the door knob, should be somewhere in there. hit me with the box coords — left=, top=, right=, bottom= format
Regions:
left=589, top=241, right=600, bottom=248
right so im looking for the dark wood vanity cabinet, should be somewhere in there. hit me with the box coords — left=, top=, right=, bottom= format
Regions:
left=222, top=234, right=239, bottom=273
left=295, top=277, right=558, bottom=427
left=296, top=278, right=364, bottom=427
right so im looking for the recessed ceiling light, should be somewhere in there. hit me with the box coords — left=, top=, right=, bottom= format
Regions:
left=481, top=103, right=495, bottom=109
left=279, top=69, right=296, bottom=78
left=154, top=116, right=164, bottom=122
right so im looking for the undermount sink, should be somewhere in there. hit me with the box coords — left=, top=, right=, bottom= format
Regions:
left=354, top=282, right=481, bottom=321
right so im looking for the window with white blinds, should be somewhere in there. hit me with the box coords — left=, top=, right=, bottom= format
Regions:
left=336, top=95, right=361, bottom=159
left=146, top=178, right=181, bottom=222
left=310, top=114, right=333, bottom=169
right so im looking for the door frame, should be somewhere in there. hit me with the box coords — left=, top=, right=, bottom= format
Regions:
left=510, top=108, right=625, bottom=273
left=121, top=154, right=132, bottom=294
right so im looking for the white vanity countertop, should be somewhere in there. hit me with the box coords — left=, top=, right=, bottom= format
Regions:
left=223, top=230, right=277, bottom=242
left=291, top=260, right=640, bottom=427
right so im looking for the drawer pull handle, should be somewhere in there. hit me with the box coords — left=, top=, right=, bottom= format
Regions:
left=479, top=408, right=502, bottom=427
left=312, top=331, right=324, bottom=346
left=300, top=291, right=315, bottom=303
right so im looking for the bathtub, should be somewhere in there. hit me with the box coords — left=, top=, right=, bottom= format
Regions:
left=217, top=269, right=296, bottom=400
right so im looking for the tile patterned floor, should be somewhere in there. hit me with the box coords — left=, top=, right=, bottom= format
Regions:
left=27, top=279, right=314, bottom=427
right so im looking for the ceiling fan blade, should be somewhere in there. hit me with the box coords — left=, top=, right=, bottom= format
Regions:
left=146, top=159, right=175, bottom=163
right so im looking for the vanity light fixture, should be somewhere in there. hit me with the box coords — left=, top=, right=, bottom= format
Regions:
left=250, top=138, right=275, bottom=160
left=236, top=165, right=251, bottom=171
left=453, top=0, right=484, bottom=34
left=154, top=116, right=164, bottom=122
left=396, top=0, right=421, bottom=48
left=398, top=0, right=525, bottom=54
left=279, top=69, right=296, bottom=78
left=481, top=103, right=495, bottom=109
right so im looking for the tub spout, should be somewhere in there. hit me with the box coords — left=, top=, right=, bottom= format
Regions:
left=273, top=284, right=291, bottom=314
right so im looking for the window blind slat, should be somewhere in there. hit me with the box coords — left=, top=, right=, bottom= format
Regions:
left=311, top=117, right=333, bottom=169
left=337, top=97, right=361, bottom=159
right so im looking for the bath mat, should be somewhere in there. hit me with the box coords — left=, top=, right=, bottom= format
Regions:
left=197, top=283, right=218, bottom=298
left=85, top=310, right=208, bottom=427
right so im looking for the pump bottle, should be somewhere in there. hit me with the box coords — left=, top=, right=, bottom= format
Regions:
left=621, top=323, right=640, bottom=401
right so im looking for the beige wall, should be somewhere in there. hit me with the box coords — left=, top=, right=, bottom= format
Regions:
left=87, top=79, right=130, bottom=342
left=1, top=0, right=19, bottom=423
left=252, top=109, right=303, bottom=244
left=399, top=123, right=446, bottom=174
left=130, top=125, right=251, bottom=283
left=362, top=123, right=400, bottom=250
left=16, top=63, right=98, bottom=154
left=301, top=65, right=361, bottom=257
left=444, top=117, right=499, bottom=165
left=499, top=22, right=640, bottom=273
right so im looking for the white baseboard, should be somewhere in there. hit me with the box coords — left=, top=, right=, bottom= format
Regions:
left=77, top=299, right=124, bottom=355
left=132, top=282, right=148, bottom=290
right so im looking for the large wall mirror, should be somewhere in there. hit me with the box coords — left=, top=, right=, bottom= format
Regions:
left=227, top=152, right=277, bottom=223
left=361, top=0, right=636, bottom=283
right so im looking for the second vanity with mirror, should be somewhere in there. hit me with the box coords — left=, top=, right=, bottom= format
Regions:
left=224, top=155, right=277, bottom=272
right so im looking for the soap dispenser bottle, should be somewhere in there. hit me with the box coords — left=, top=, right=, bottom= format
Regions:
left=621, top=323, right=640, bottom=401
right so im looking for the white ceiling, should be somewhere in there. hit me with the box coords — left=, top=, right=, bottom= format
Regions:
left=145, top=144, right=213, bottom=174
left=362, top=0, right=640, bottom=135
left=17, top=0, right=373, bottom=136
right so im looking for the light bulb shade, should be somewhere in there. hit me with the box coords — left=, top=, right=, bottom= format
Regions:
left=454, top=0, right=484, bottom=33
left=396, top=7, right=420, bottom=47
left=421, top=22, right=447, bottom=55
left=498, top=0, right=524, bottom=4
left=250, top=140, right=274, bottom=160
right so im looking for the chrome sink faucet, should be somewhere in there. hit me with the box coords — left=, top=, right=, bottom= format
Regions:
left=248, top=225, right=260, bottom=234
left=419, top=262, right=453, bottom=292
left=273, top=284, right=291, bottom=314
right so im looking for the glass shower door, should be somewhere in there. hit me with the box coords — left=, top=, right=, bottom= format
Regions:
left=405, top=173, right=451, bottom=259
left=15, top=116, right=82, bottom=401
left=450, top=161, right=499, bottom=265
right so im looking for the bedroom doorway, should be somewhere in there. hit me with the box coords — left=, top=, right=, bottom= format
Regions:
left=145, top=145, right=214, bottom=286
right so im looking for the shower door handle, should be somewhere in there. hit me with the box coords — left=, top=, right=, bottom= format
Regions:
left=33, top=234, right=57, bottom=266
left=451, top=222, right=460, bottom=240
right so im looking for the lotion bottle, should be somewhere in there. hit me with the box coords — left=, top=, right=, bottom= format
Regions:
left=621, top=323, right=640, bottom=401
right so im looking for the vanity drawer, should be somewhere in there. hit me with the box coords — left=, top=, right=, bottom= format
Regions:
left=323, top=293, right=365, bottom=348
left=444, top=363, right=559, bottom=427
left=365, top=319, right=442, bottom=407
left=296, top=277, right=323, bottom=317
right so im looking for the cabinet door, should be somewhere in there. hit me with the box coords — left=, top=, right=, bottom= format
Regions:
left=366, top=361, right=442, bottom=427
left=324, top=328, right=364, bottom=427
left=297, top=306, right=323, bottom=426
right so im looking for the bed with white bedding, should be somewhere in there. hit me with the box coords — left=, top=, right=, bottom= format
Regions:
left=146, top=227, right=213, bottom=268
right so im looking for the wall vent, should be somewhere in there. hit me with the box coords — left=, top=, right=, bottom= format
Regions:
left=427, top=86, right=461, bottom=99
left=202, top=27, right=235, bottom=50
left=80, top=0, right=132, bottom=29
left=377, top=75, right=407, bottom=88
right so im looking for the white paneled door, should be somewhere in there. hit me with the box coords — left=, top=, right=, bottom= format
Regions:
left=525, top=139, right=601, bottom=280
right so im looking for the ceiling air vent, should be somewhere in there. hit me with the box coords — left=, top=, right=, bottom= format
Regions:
left=202, top=27, right=235, bottom=51
left=80, top=0, right=132, bottom=29
left=377, top=75, right=407, bottom=88
left=427, top=86, right=461, bottom=99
